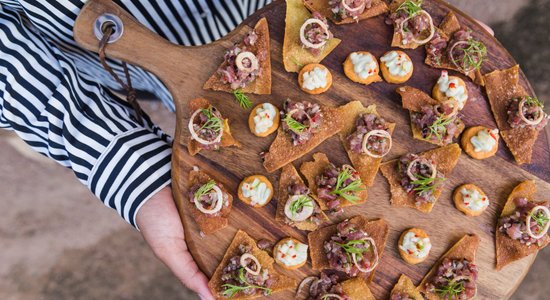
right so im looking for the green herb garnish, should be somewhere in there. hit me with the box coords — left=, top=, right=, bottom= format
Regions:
left=290, top=56, right=304, bottom=68
left=434, top=279, right=465, bottom=298
left=329, top=167, right=365, bottom=203
left=523, top=96, right=545, bottom=109
left=283, top=113, right=308, bottom=134
left=411, top=175, right=445, bottom=195
left=221, top=268, right=272, bottom=298
left=193, top=179, right=216, bottom=200
left=335, top=239, right=371, bottom=255
left=451, top=38, right=487, bottom=72
left=199, top=107, right=223, bottom=133
left=232, top=89, right=252, bottom=109
left=396, top=0, right=423, bottom=16
left=532, top=210, right=550, bottom=228
left=289, top=195, right=313, bottom=217
left=426, top=115, right=454, bottom=141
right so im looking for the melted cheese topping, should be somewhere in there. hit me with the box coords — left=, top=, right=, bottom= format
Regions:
left=275, top=239, right=308, bottom=267
left=253, top=103, right=277, bottom=134
left=241, top=178, right=271, bottom=206
left=380, top=51, right=412, bottom=77
left=350, top=52, right=377, bottom=79
left=437, top=71, right=468, bottom=109
left=460, top=187, right=489, bottom=212
left=302, top=67, right=328, bottom=90
left=399, top=231, right=431, bottom=259
left=470, top=128, right=498, bottom=152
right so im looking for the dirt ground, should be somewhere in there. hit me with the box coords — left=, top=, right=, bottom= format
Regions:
left=1, top=1, right=548, bottom=299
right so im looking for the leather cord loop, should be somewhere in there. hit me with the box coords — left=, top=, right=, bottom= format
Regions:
left=98, top=24, right=144, bottom=125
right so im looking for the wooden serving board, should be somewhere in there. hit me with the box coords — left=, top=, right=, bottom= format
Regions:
left=73, top=0, right=550, bottom=299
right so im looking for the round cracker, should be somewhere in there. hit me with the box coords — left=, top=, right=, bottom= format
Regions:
left=432, top=75, right=468, bottom=106
left=398, top=228, right=431, bottom=265
left=380, top=51, right=413, bottom=84
left=343, top=51, right=382, bottom=86
left=298, top=63, right=332, bottom=94
left=461, top=126, right=499, bottom=160
left=273, top=237, right=308, bottom=270
left=453, top=183, right=489, bottom=217
left=237, top=175, right=274, bottom=207
left=248, top=103, right=280, bottom=137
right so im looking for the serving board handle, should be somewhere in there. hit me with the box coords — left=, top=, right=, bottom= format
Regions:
left=73, top=0, right=227, bottom=103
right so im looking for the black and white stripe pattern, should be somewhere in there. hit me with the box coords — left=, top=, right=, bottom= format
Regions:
left=0, top=0, right=271, bottom=228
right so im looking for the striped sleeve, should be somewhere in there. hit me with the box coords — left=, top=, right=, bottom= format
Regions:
left=0, top=5, right=171, bottom=228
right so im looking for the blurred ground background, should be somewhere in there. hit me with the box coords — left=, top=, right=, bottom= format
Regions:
left=1, top=0, right=548, bottom=299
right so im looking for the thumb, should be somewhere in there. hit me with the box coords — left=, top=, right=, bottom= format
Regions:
left=160, top=241, right=215, bottom=300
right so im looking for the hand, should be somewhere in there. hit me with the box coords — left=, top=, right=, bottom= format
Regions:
left=136, top=186, right=214, bottom=300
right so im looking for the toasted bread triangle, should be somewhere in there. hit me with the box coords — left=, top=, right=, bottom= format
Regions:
left=390, top=274, right=423, bottom=300
left=397, top=86, right=465, bottom=146
left=483, top=65, right=541, bottom=165
left=419, top=234, right=480, bottom=299
left=187, top=168, right=232, bottom=235
left=187, top=98, right=241, bottom=156
left=203, top=18, right=271, bottom=94
left=208, top=230, right=296, bottom=299
left=304, top=0, right=388, bottom=25
left=495, top=181, right=549, bottom=270
left=307, top=216, right=389, bottom=283
left=275, top=163, right=329, bottom=231
left=283, top=0, right=341, bottom=72
left=379, top=143, right=462, bottom=213
left=263, top=101, right=355, bottom=173
left=339, top=101, right=396, bottom=186
left=340, top=277, right=376, bottom=300
left=300, top=152, right=368, bottom=210
left=389, top=0, right=429, bottom=49
left=424, top=11, right=484, bottom=85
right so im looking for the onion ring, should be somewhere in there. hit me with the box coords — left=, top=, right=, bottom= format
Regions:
left=449, top=40, right=483, bottom=73
left=361, top=129, right=392, bottom=158
left=194, top=185, right=224, bottom=214
left=341, top=0, right=366, bottom=14
left=519, top=98, right=544, bottom=126
left=295, top=276, right=318, bottom=300
left=351, top=237, right=379, bottom=273
left=235, top=51, right=259, bottom=73
left=299, top=18, right=329, bottom=49
left=406, top=158, right=436, bottom=181
left=188, top=108, right=223, bottom=146
left=399, top=10, right=435, bottom=45
left=240, top=253, right=261, bottom=276
left=526, top=205, right=550, bottom=239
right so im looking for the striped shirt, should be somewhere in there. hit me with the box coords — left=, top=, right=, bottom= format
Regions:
left=0, top=0, right=271, bottom=228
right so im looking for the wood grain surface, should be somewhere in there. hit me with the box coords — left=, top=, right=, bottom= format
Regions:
left=73, top=0, right=550, bottom=299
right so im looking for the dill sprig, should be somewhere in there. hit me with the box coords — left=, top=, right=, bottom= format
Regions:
left=523, top=96, right=545, bottom=109
left=283, top=113, right=308, bottom=134
left=193, top=179, right=216, bottom=200
left=396, top=0, right=423, bottom=16
left=434, top=279, right=465, bottom=298
left=426, top=115, right=454, bottom=141
left=199, top=107, right=223, bottom=133
left=452, top=38, right=487, bottom=72
left=232, top=89, right=252, bottom=109
left=330, top=167, right=365, bottom=203
left=335, top=239, right=371, bottom=255
left=289, top=195, right=313, bottom=217
left=222, top=268, right=271, bottom=298
left=411, top=175, right=445, bottom=195
left=532, top=210, right=549, bottom=228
